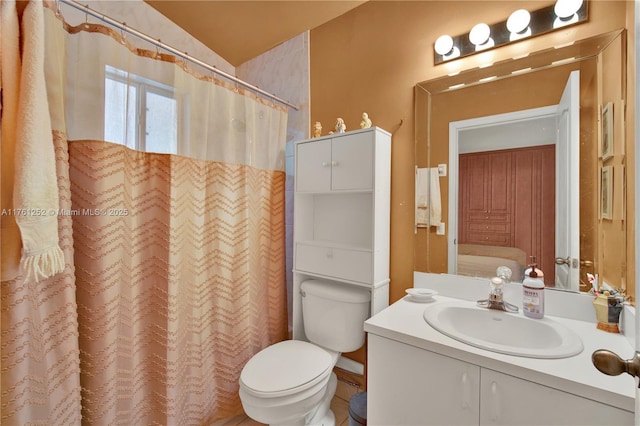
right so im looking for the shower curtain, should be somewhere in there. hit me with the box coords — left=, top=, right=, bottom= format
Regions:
left=1, top=2, right=288, bottom=424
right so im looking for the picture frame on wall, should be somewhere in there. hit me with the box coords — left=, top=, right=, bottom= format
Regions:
left=601, top=102, right=613, bottom=161
left=600, top=165, right=613, bottom=220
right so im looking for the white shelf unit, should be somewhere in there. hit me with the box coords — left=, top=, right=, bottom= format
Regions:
left=292, top=127, right=391, bottom=342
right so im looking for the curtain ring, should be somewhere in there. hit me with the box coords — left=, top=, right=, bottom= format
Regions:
left=120, top=23, right=127, bottom=45
left=84, top=4, right=90, bottom=29
left=55, top=0, right=61, bottom=16
left=155, top=40, right=161, bottom=59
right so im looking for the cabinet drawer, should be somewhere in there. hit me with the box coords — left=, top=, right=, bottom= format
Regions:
left=468, top=222, right=509, bottom=233
left=467, top=232, right=511, bottom=245
left=295, top=243, right=372, bottom=283
left=468, top=213, right=510, bottom=222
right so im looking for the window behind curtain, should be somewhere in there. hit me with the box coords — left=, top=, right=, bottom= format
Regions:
left=104, top=65, right=179, bottom=154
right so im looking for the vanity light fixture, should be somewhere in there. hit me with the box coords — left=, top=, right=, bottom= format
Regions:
left=433, top=0, right=588, bottom=65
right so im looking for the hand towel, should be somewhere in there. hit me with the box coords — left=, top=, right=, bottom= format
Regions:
left=428, top=167, right=442, bottom=227
left=415, top=167, right=430, bottom=227
left=415, top=167, right=442, bottom=228
left=13, top=0, right=65, bottom=282
left=1, top=0, right=23, bottom=281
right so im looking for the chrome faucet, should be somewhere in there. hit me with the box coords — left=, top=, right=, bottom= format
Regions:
left=477, top=276, right=519, bottom=312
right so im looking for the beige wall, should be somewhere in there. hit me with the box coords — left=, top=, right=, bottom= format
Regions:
left=310, top=1, right=634, bottom=363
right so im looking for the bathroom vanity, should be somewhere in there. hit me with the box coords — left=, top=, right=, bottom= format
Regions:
left=365, top=276, right=635, bottom=425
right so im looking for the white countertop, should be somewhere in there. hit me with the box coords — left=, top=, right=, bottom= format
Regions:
left=364, top=294, right=636, bottom=412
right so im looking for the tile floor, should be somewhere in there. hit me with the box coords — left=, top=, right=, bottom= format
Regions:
left=214, top=374, right=361, bottom=426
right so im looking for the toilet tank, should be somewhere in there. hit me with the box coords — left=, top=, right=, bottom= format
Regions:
left=301, top=280, right=371, bottom=353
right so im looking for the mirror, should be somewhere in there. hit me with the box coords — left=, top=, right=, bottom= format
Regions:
left=415, top=30, right=628, bottom=294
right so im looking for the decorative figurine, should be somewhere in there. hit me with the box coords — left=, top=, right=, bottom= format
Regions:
left=312, top=121, right=322, bottom=138
left=334, top=117, right=346, bottom=134
left=360, top=112, right=372, bottom=129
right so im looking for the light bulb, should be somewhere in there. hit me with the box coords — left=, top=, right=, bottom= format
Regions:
left=507, top=9, right=531, bottom=34
left=434, top=35, right=454, bottom=56
left=443, top=46, right=461, bottom=60
left=554, top=0, right=583, bottom=19
left=469, top=23, right=491, bottom=46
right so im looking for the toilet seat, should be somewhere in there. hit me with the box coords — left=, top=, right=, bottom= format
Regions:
left=240, top=340, right=334, bottom=398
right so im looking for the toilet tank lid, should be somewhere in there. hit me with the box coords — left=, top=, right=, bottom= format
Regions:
left=301, top=280, right=371, bottom=303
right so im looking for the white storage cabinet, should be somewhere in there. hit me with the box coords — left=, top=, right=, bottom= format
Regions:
left=292, top=127, right=391, bottom=341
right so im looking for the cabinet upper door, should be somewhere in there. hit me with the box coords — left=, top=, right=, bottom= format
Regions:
left=296, top=139, right=331, bottom=192
left=486, top=151, right=511, bottom=215
left=331, top=132, right=374, bottom=191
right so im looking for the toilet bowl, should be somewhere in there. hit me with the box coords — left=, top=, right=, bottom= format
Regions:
left=239, top=340, right=340, bottom=426
left=239, top=280, right=371, bottom=426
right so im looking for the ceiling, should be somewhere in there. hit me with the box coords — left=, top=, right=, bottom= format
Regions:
left=144, top=1, right=367, bottom=67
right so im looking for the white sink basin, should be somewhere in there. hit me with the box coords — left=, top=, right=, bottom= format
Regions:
left=423, top=301, right=584, bottom=358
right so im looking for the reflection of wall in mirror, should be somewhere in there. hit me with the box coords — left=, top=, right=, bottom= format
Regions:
left=416, top=60, right=598, bottom=292
left=598, top=34, right=627, bottom=294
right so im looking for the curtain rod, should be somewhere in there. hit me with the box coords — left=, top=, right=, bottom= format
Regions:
left=56, top=0, right=300, bottom=111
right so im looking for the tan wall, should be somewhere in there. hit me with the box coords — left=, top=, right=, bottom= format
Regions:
left=310, top=1, right=633, bottom=363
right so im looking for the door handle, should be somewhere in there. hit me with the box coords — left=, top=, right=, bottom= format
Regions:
left=555, top=257, right=578, bottom=268
left=580, top=259, right=594, bottom=267
left=592, top=350, right=640, bottom=388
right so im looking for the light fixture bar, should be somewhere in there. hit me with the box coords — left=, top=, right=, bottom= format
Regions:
left=433, top=0, right=588, bottom=65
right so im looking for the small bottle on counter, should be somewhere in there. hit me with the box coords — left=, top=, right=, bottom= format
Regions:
left=523, top=259, right=545, bottom=319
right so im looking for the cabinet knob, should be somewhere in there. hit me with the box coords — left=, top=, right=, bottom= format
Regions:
left=331, top=161, right=339, bottom=167
left=321, top=161, right=329, bottom=167
left=326, top=251, right=333, bottom=259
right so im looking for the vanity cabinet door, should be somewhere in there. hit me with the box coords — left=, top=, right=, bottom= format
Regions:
left=367, top=334, right=480, bottom=426
left=480, top=369, right=633, bottom=426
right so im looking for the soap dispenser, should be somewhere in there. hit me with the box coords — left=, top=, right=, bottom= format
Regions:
left=523, top=259, right=545, bottom=319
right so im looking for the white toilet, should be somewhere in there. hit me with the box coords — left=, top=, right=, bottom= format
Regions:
left=239, top=279, right=371, bottom=426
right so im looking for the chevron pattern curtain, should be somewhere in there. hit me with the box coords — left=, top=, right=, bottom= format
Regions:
left=1, top=3, right=288, bottom=424
left=69, top=141, right=287, bottom=424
